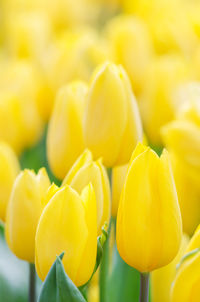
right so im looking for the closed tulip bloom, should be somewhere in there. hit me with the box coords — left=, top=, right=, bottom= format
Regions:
left=47, top=81, right=88, bottom=179
left=171, top=225, right=200, bottom=302
left=112, top=164, right=128, bottom=217
left=84, top=62, right=142, bottom=167
left=5, top=168, right=50, bottom=263
left=117, top=143, right=182, bottom=272
left=0, top=142, right=20, bottom=221
left=35, top=183, right=97, bottom=287
left=139, top=55, right=190, bottom=146
left=151, top=234, right=189, bottom=302
left=62, top=149, right=110, bottom=234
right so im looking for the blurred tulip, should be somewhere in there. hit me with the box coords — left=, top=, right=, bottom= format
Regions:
left=162, top=102, right=200, bottom=234
left=104, top=15, right=153, bottom=95
left=5, top=168, right=50, bottom=263
left=139, top=55, right=190, bottom=146
left=171, top=224, right=200, bottom=302
left=35, top=183, right=97, bottom=286
left=87, top=270, right=99, bottom=302
left=0, top=142, right=20, bottom=221
left=111, top=164, right=128, bottom=217
left=47, top=81, right=88, bottom=179
left=116, top=143, right=182, bottom=272
left=122, top=0, right=198, bottom=56
left=5, top=12, right=52, bottom=60
left=44, top=28, right=110, bottom=95
left=84, top=62, right=143, bottom=167
left=0, top=60, right=44, bottom=153
left=62, top=149, right=110, bottom=234
left=151, top=234, right=189, bottom=302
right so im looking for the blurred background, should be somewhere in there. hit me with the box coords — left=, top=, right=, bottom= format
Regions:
left=1, top=0, right=200, bottom=301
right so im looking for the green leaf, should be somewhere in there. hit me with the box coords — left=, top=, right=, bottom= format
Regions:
left=38, top=253, right=86, bottom=302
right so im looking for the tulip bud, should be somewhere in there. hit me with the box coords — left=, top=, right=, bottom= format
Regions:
left=104, top=16, right=153, bottom=95
left=162, top=106, right=200, bottom=235
left=35, top=183, right=97, bottom=287
left=62, top=149, right=110, bottom=234
left=151, top=234, right=189, bottom=302
left=139, top=55, right=190, bottom=146
left=111, top=164, right=128, bottom=217
left=171, top=225, right=200, bottom=301
left=116, top=143, right=182, bottom=272
left=47, top=81, right=88, bottom=179
left=5, top=168, right=50, bottom=263
left=84, top=62, right=142, bottom=167
left=0, top=142, right=20, bottom=221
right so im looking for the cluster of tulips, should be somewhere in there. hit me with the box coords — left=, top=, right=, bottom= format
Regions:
left=1, top=0, right=200, bottom=302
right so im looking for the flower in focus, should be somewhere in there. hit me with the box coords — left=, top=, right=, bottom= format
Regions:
left=47, top=81, right=88, bottom=179
left=62, top=149, right=110, bottom=234
left=35, top=183, right=97, bottom=286
left=5, top=168, right=50, bottom=263
left=0, top=142, right=20, bottom=221
left=84, top=61, right=143, bottom=167
left=117, top=143, right=182, bottom=272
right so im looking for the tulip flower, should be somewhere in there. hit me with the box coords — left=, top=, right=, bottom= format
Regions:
left=35, top=183, right=97, bottom=287
left=139, top=55, right=190, bottom=146
left=84, top=62, right=143, bottom=167
left=171, top=225, right=200, bottom=302
left=151, top=234, right=189, bottom=302
left=5, top=168, right=50, bottom=263
left=111, top=164, right=128, bottom=217
left=47, top=81, right=88, bottom=179
left=62, top=149, right=110, bottom=234
left=162, top=105, right=200, bottom=235
left=116, top=143, right=182, bottom=273
left=104, top=16, right=153, bottom=95
left=0, top=142, right=20, bottom=221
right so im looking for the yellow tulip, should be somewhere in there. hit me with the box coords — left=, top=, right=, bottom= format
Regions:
left=47, top=81, right=88, bottom=179
left=62, top=149, right=110, bottom=234
left=0, top=142, right=20, bottom=221
left=5, top=168, right=50, bottom=263
left=111, top=164, right=128, bottom=217
left=35, top=183, right=97, bottom=286
left=139, top=55, right=190, bottom=146
left=116, top=143, right=182, bottom=272
left=84, top=62, right=143, bottom=167
left=0, top=60, right=44, bottom=153
left=151, top=234, right=189, bottom=302
left=171, top=225, right=200, bottom=302
left=104, top=15, right=153, bottom=95
left=162, top=106, right=200, bottom=235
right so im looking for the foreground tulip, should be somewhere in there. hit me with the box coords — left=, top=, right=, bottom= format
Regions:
left=0, top=142, right=20, bottom=221
left=151, top=234, right=189, bottom=302
left=62, top=149, right=110, bottom=234
left=171, top=225, right=200, bottom=301
left=5, top=168, right=50, bottom=263
left=117, top=143, right=182, bottom=272
left=84, top=62, right=142, bottom=167
left=35, top=183, right=97, bottom=286
left=47, top=81, right=88, bottom=179
left=111, top=164, right=128, bottom=217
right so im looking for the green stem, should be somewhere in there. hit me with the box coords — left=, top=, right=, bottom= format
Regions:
left=29, top=263, right=36, bottom=302
left=139, top=273, right=149, bottom=302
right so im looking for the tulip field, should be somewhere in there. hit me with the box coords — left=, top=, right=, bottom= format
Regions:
left=1, top=0, right=200, bottom=302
